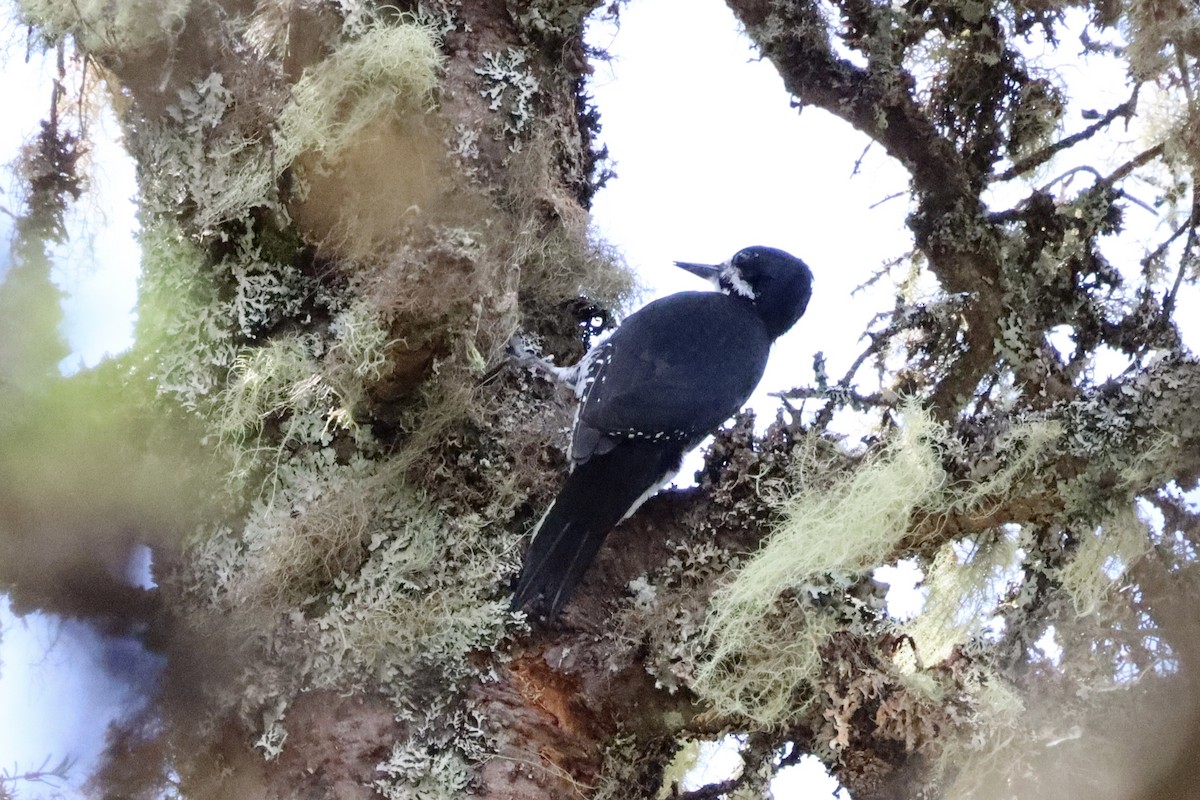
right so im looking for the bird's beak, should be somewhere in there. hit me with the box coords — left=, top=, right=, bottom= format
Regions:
left=674, top=260, right=722, bottom=287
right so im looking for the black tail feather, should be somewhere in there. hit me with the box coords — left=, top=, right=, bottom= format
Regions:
left=511, top=441, right=685, bottom=618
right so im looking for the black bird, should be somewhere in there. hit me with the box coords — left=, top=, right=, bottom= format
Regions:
left=511, top=246, right=814, bottom=617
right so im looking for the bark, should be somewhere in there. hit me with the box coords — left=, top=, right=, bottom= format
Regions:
left=6, top=0, right=1200, bottom=799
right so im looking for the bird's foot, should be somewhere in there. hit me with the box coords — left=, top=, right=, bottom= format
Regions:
left=508, top=334, right=577, bottom=387
left=507, top=333, right=545, bottom=364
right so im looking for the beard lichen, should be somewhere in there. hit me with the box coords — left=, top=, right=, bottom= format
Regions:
left=694, top=408, right=948, bottom=725
left=17, top=0, right=189, bottom=52
left=276, top=22, right=442, bottom=165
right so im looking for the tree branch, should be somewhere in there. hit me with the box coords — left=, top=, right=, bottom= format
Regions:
left=995, top=89, right=1140, bottom=181
left=724, top=0, right=1006, bottom=417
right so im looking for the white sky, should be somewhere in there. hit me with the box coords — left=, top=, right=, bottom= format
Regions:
left=1, top=0, right=1197, bottom=797
left=589, top=0, right=912, bottom=413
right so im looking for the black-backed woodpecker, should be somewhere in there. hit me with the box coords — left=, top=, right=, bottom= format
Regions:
left=511, top=246, right=814, bottom=617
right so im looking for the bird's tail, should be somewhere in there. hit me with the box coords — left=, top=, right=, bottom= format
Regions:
left=511, top=441, right=684, bottom=618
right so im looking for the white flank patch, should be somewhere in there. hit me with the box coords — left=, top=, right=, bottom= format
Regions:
left=620, top=465, right=681, bottom=522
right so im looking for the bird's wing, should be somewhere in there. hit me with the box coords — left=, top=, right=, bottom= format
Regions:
left=570, top=293, right=772, bottom=464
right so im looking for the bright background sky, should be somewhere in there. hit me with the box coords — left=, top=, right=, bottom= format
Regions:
left=0, top=0, right=1183, bottom=796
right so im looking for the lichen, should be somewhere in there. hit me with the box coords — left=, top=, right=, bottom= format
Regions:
left=1060, top=504, right=1149, bottom=617
left=511, top=0, right=590, bottom=42
left=688, top=406, right=1069, bottom=725
left=374, top=739, right=471, bottom=800
left=277, top=22, right=443, bottom=169
left=133, top=220, right=238, bottom=412
left=133, top=72, right=283, bottom=234
left=17, top=0, right=188, bottom=52
left=688, top=410, right=949, bottom=724
left=905, top=531, right=1023, bottom=665
left=475, top=49, right=541, bottom=146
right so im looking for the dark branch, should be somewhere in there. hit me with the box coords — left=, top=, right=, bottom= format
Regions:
left=995, top=89, right=1140, bottom=181
left=724, top=0, right=1006, bottom=418
left=669, top=777, right=745, bottom=800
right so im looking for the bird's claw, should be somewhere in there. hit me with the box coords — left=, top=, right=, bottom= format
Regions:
left=506, top=333, right=542, bottom=363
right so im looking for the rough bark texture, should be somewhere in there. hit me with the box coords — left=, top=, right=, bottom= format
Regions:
left=4, top=0, right=1200, bottom=799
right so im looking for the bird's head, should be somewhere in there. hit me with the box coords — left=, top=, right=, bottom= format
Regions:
left=675, top=246, right=813, bottom=339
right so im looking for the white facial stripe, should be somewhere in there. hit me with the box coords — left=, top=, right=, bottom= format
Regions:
left=721, top=263, right=755, bottom=299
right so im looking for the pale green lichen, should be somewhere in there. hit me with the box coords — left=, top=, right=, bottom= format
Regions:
left=692, top=408, right=1065, bottom=724
left=374, top=739, right=471, bottom=800
left=306, top=494, right=512, bottom=694
left=277, top=23, right=443, bottom=167
left=475, top=49, right=540, bottom=145
left=235, top=452, right=390, bottom=605
left=254, top=697, right=289, bottom=760
left=1060, top=504, right=1149, bottom=617
left=218, top=334, right=333, bottom=447
left=511, top=0, right=590, bottom=40
left=134, top=72, right=282, bottom=234
left=17, top=0, right=188, bottom=52
left=693, top=412, right=947, bottom=724
left=905, top=531, right=1023, bottom=665
left=224, top=231, right=317, bottom=340
left=711, top=410, right=946, bottom=617
left=328, top=298, right=396, bottom=384
left=929, top=667, right=1028, bottom=797
left=134, top=221, right=238, bottom=412
left=134, top=18, right=441, bottom=234
left=217, top=297, right=394, bottom=468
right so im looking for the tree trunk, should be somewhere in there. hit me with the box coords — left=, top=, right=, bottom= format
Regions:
left=7, top=0, right=1200, bottom=798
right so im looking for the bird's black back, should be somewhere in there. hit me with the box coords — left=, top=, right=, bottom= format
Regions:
left=571, top=291, right=772, bottom=465
left=512, top=291, right=775, bottom=616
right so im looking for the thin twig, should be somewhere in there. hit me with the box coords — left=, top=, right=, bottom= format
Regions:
left=995, top=88, right=1139, bottom=181
left=1163, top=226, right=1198, bottom=321
left=869, top=191, right=905, bottom=210
left=670, top=777, right=745, bottom=800
left=1040, top=164, right=1103, bottom=191
left=991, top=143, right=1166, bottom=223
left=1143, top=214, right=1195, bottom=273
left=1095, top=142, right=1165, bottom=189
left=851, top=140, right=872, bottom=177
left=1036, top=164, right=1155, bottom=213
